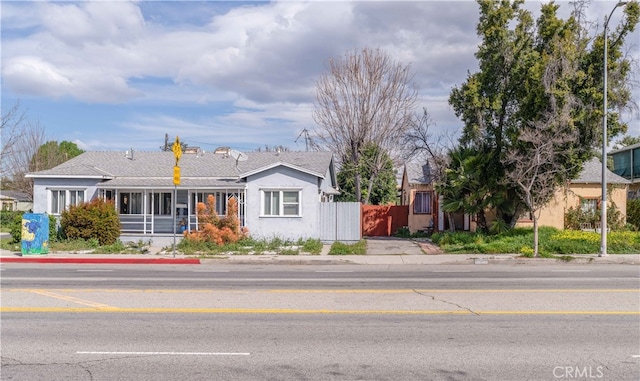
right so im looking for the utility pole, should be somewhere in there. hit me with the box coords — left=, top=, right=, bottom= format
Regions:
left=601, top=0, right=629, bottom=257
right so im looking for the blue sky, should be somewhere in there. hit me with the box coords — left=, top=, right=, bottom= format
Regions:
left=1, top=1, right=638, bottom=153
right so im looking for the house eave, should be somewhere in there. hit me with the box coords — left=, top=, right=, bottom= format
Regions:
left=26, top=174, right=113, bottom=180
left=241, top=162, right=324, bottom=179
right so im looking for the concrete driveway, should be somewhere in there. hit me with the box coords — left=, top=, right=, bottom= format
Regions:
left=364, top=237, right=427, bottom=255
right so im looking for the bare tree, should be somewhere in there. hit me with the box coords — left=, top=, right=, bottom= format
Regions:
left=313, top=47, right=418, bottom=204
left=504, top=121, right=576, bottom=256
left=253, top=145, right=291, bottom=153
left=401, top=108, right=456, bottom=183
left=1, top=101, right=28, bottom=178
left=401, top=107, right=458, bottom=229
left=503, top=48, right=579, bottom=256
left=1, top=102, right=46, bottom=199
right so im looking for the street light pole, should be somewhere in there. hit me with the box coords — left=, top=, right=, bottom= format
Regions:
left=601, top=1, right=628, bottom=257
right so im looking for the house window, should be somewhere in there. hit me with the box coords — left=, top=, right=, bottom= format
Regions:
left=414, top=191, right=432, bottom=214
left=100, top=189, right=114, bottom=201
left=262, top=190, right=300, bottom=216
left=581, top=198, right=598, bottom=214
left=119, top=192, right=142, bottom=214
left=2, top=201, right=15, bottom=211
left=69, top=190, right=84, bottom=207
left=193, top=192, right=227, bottom=215
left=151, top=192, right=172, bottom=215
left=50, top=189, right=85, bottom=214
left=51, top=190, right=65, bottom=214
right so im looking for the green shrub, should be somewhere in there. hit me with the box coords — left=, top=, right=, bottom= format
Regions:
left=388, top=226, right=639, bottom=255
left=61, top=199, right=121, bottom=245
left=299, top=238, right=323, bottom=254
left=628, top=199, right=640, bottom=230
left=48, top=214, right=61, bottom=242
left=520, top=246, right=534, bottom=257
left=93, top=240, right=126, bottom=254
left=177, top=236, right=324, bottom=255
left=607, top=202, right=625, bottom=231
left=564, top=206, right=598, bottom=230
left=394, top=226, right=411, bottom=238
left=431, top=231, right=482, bottom=246
left=0, top=210, right=22, bottom=229
left=10, top=212, right=24, bottom=243
left=489, top=218, right=509, bottom=235
left=329, top=240, right=367, bottom=255
left=3, top=212, right=59, bottom=243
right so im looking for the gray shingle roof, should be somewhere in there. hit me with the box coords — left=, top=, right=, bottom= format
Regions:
left=28, top=151, right=334, bottom=186
left=405, top=162, right=432, bottom=185
left=573, top=158, right=630, bottom=184
left=0, top=190, right=31, bottom=201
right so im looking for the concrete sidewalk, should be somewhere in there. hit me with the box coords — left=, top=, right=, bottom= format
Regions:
left=1, top=235, right=638, bottom=266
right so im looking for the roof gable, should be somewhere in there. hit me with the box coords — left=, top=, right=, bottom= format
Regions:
left=404, top=162, right=432, bottom=185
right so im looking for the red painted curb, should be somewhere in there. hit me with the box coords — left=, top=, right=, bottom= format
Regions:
left=0, top=257, right=201, bottom=264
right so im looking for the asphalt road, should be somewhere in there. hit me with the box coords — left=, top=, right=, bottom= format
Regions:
left=1, top=263, right=639, bottom=381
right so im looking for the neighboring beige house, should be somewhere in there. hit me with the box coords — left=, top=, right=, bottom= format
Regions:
left=400, top=162, right=437, bottom=233
left=0, top=190, right=33, bottom=212
left=395, top=158, right=629, bottom=234
left=515, top=159, right=630, bottom=230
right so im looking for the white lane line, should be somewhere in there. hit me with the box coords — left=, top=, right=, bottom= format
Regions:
left=632, top=355, right=640, bottom=358
left=551, top=270, right=590, bottom=272
left=77, top=351, right=249, bottom=356
left=315, top=271, right=354, bottom=273
left=192, top=270, right=230, bottom=273
left=432, top=271, right=471, bottom=273
left=77, top=270, right=114, bottom=272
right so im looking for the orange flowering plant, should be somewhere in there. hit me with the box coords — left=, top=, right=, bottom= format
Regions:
left=183, top=195, right=248, bottom=245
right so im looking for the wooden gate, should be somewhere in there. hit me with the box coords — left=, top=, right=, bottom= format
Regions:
left=361, top=205, right=409, bottom=237
left=319, top=202, right=362, bottom=243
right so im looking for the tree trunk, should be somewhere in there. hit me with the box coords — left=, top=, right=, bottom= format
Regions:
left=447, top=213, right=455, bottom=232
left=533, top=215, right=539, bottom=257
left=363, top=176, right=374, bottom=205
left=477, top=210, right=488, bottom=233
left=351, top=147, right=362, bottom=203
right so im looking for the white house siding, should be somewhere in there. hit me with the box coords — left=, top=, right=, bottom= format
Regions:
left=32, top=178, right=102, bottom=214
left=245, top=166, right=319, bottom=240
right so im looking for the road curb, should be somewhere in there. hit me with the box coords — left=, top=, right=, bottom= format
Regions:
left=0, top=257, right=201, bottom=265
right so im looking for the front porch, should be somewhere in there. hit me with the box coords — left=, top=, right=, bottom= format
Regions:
left=98, top=187, right=246, bottom=235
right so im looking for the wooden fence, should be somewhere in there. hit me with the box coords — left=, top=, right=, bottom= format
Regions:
left=361, top=205, right=409, bottom=237
left=319, top=202, right=362, bottom=243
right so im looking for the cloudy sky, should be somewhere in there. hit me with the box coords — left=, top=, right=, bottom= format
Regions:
left=1, top=1, right=638, bottom=153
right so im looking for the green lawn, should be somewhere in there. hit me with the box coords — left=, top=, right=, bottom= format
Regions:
left=430, top=227, right=640, bottom=256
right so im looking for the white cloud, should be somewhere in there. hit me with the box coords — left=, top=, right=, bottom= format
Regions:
left=2, top=1, right=481, bottom=107
left=2, top=56, right=72, bottom=98
left=1, top=0, right=638, bottom=150
left=39, top=1, right=146, bottom=46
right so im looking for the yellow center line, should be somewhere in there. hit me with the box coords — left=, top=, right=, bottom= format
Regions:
left=27, top=290, right=115, bottom=309
left=0, top=307, right=638, bottom=315
left=267, top=289, right=640, bottom=293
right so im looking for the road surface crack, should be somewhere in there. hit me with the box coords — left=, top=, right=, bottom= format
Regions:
left=413, top=289, right=479, bottom=315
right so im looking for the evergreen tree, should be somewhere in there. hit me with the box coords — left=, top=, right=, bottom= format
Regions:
left=446, top=0, right=639, bottom=228
left=337, top=143, right=397, bottom=205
